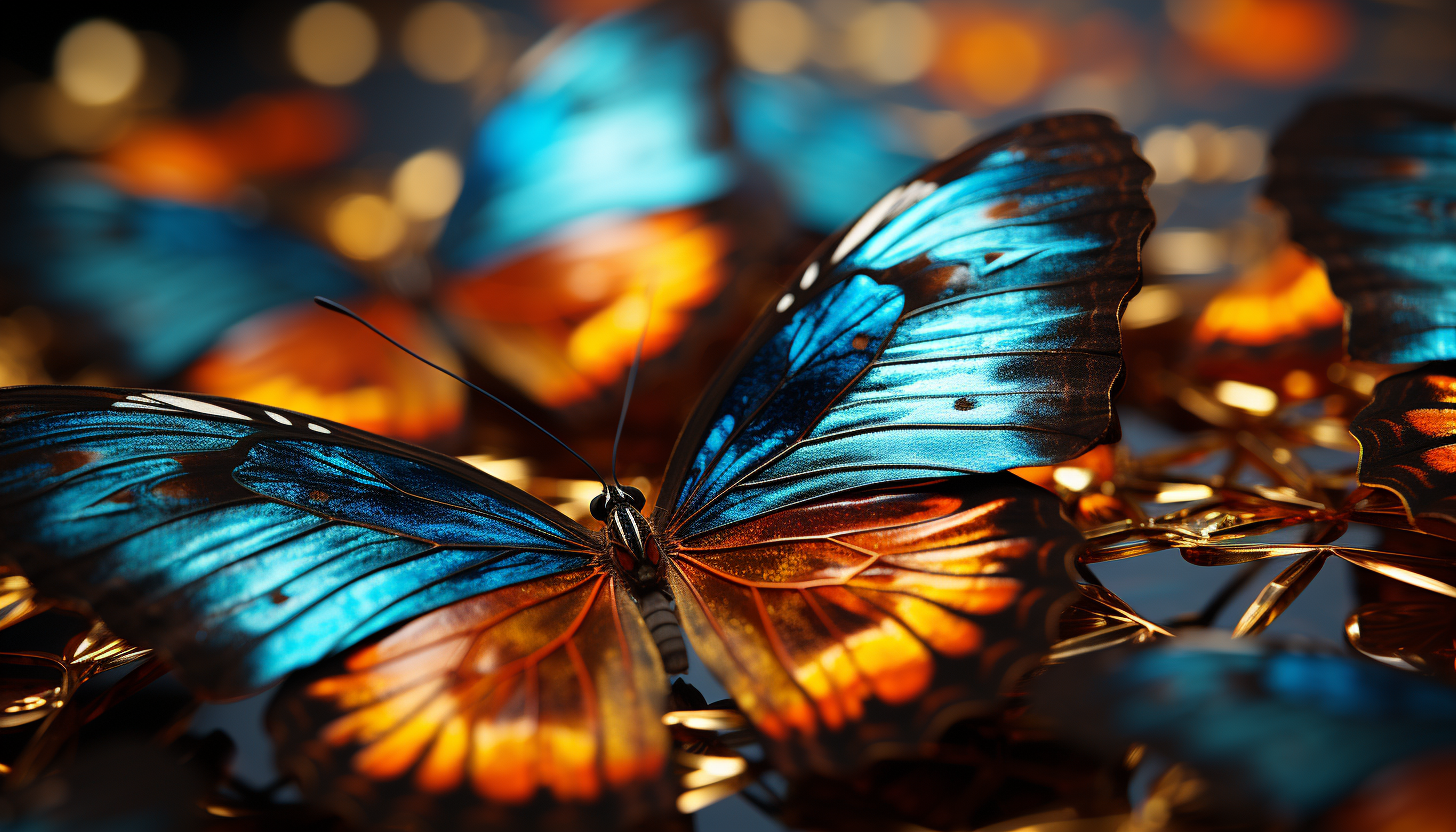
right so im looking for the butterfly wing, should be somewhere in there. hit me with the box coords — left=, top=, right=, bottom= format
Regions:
left=655, top=114, right=1150, bottom=774
left=433, top=10, right=735, bottom=271
left=1350, top=360, right=1456, bottom=525
left=0, top=385, right=597, bottom=698
left=667, top=473, right=1080, bottom=774
left=1265, top=95, right=1456, bottom=363
left=658, top=113, right=1153, bottom=541
left=2, top=171, right=359, bottom=379
left=1033, top=637, right=1456, bottom=824
left=431, top=10, right=740, bottom=410
left=729, top=71, right=928, bottom=233
left=269, top=567, right=672, bottom=830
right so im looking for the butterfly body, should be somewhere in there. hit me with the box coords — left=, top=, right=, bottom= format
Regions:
left=592, top=484, right=688, bottom=674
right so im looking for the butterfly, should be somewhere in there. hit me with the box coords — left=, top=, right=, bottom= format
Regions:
left=1, top=8, right=740, bottom=441
left=1033, top=635, right=1456, bottom=829
left=0, top=112, right=1152, bottom=830
left=1265, top=94, right=1456, bottom=365
left=729, top=71, right=929, bottom=235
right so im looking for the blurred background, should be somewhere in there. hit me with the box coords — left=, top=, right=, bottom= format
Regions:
left=0, top=1, right=1453, bottom=828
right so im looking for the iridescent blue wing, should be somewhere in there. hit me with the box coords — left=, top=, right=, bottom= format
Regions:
left=1265, top=95, right=1456, bottom=363
left=729, top=71, right=927, bottom=233
left=0, top=385, right=597, bottom=698
left=1033, top=637, right=1456, bottom=825
left=1, top=170, right=359, bottom=378
left=433, top=9, right=737, bottom=271
left=656, top=114, right=1153, bottom=540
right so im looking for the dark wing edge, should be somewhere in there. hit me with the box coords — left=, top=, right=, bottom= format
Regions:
left=0, top=385, right=599, bottom=698
left=655, top=113, right=1153, bottom=536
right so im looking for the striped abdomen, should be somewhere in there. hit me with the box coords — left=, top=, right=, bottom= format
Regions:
left=637, top=588, right=687, bottom=674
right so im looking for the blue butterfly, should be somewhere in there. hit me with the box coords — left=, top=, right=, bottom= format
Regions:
left=729, top=71, right=928, bottom=234
left=0, top=113, right=1152, bottom=830
left=1, top=8, right=739, bottom=429
left=1033, top=635, right=1456, bottom=827
left=1265, top=94, right=1456, bottom=364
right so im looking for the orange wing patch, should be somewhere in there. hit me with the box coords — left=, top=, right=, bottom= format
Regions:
left=438, top=209, right=730, bottom=408
left=665, top=474, right=1081, bottom=775
left=1351, top=363, right=1456, bottom=526
left=270, top=568, right=675, bottom=831
left=184, top=296, right=465, bottom=443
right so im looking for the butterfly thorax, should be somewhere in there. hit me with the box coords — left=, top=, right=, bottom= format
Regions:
left=605, top=502, right=663, bottom=587
left=590, top=485, right=686, bottom=673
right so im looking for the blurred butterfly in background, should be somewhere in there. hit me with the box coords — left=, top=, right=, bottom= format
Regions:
left=1, top=8, right=742, bottom=445
left=1033, top=635, right=1456, bottom=831
left=1265, top=94, right=1456, bottom=366
left=0, top=111, right=1152, bottom=830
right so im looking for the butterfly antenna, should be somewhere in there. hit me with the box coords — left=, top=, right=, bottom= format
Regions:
left=313, top=297, right=607, bottom=488
left=610, top=293, right=654, bottom=486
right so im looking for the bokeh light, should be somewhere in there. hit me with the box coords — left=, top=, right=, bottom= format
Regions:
left=392, top=149, right=464, bottom=221
left=1142, top=127, right=1197, bottom=185
left=730, top=0, right=815, bottom=75
left=845, top=3, right=937, bottom=85
left=930, top=8, right=1055, bottom=108
left=1167, top=0, right=1353, bottom=85
left=1143, top=228, right=1227, bottom=275
left=326, top=193, right=406, bottom=260
left=287, top=2, right=379, bottom=87
left=401, top=2, right=491, bottom=84
left=55, top=19, right=145, bottom=106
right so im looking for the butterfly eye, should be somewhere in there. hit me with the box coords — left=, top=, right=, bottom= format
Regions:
left=589, top=493, right=609, bottom=521
left=623, top=486, right=646, bottom=510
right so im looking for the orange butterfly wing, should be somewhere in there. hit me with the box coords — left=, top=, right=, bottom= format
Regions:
left=271, top=565, right=674, bottom=830
left=438, top=209, right=731, bottom=409
left=184, top=296, right=466, bottom=443
left=663, top=474, right=1081, bottom=775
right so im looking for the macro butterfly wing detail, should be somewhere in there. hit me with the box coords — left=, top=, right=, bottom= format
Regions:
left=0, top=386, right=599, bottom=698
left=658, top=113, right=1154, bottom=541
left=1265, top=95, right=1456, bottom=364
left=270, top=568, right=673, bottom=831
left=666, top=474, right=1081, bottom=774
left=654, top=114, right=1152, bottom=773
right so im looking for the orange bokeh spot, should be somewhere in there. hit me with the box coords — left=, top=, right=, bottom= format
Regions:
left=1171, top=0, right=1353, bottom=85
left=100, top=90, right=356, bottom=204
left=1193, top=243, right=1345, bottom=348
left=185, top=296, right=464, bottom=441
left=928, top=5, right=1058, bottom=109
left=212, top=90, right=357, bottom=176
left=103, top=123, right=238, bottom=203
left=1012, top=444, right=1118, bottom=491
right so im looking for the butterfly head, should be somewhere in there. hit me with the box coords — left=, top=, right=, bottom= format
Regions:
left=592, top=484, right=660, bottom=586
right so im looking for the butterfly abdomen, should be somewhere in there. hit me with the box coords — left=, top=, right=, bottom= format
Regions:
left=638, top=588, right=688, bottom=675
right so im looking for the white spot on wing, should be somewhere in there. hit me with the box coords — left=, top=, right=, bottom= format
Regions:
left=143, top=393, right=251, bottom=421
left=798, top=261, right=819, bottom=291
left=307, top=423, right=331, bottom=434
left=125, top=395, right=154, bottom=403
left=831, top=180, right=938, bottom=265
left=265, top=411, right=291, bottom=425
left=113, top=402, right=173, bottom=412
left=776, top=293, right=794, bottom=313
